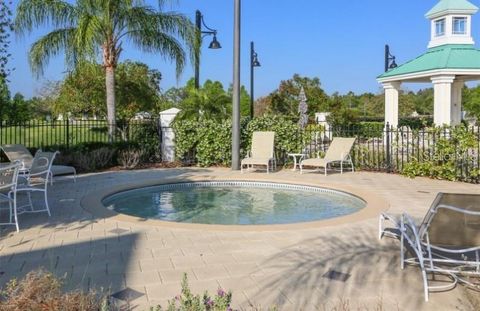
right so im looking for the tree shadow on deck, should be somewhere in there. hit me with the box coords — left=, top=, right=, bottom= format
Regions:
left=253, top=226, right=435, bottom=310
left=0, top=233, right=144, bottom=309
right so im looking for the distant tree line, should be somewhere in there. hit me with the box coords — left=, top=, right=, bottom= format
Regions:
left=2, top=69, right=480, bottom=127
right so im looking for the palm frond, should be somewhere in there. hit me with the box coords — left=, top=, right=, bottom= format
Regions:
left=15, top=0, right=75, bottom=36
left=128, top=29, right=186, bottom=78
left=75, top=13, right=104, bottom=58
left=29, top=28, right=78, bottom=76
left=122, top=6, right=198, bottom=76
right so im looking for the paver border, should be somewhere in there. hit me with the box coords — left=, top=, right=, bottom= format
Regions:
left=80, top=174, right=389, bottom=231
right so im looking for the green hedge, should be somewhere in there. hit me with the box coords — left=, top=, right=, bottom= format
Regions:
left=172, top=115, right=300, bottom=167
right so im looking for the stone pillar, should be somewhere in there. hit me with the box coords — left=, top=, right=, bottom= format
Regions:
left=383, top=82, right=401, bottom=128
left=159, top=108, right=181, bottom=162
left=431, top=75, right=455, bottom=126
left=451, top=80, right=463, bottom=126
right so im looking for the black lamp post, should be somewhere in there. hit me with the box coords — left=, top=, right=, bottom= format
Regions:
left=195, top=10, right=221, bottom=89
left=250, top=41, right=261, bottom=119
left=232, top=0, right=241, bottom=170
left=385, top=44, right=398, bottom=72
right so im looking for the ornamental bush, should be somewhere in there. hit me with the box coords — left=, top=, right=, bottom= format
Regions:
left=401, top=126, right=479, bottom=182
left=172, top=115, right=301, bottom=167
left=245, top=115, right=301, bottom=157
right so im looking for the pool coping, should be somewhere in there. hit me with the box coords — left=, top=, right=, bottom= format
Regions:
left=80, top=175, right=389, bottom=231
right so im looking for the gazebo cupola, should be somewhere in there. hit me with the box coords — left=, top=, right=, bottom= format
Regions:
left=377, top=0, right=480, bottom=128
left=427, top=0, right=478, bottom=48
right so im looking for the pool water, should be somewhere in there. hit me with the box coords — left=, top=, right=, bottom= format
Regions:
left=102, top=182, right=366, bottom=225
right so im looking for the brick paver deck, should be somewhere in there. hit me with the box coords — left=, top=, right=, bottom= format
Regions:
left=0, top=168, right=478, bottom=310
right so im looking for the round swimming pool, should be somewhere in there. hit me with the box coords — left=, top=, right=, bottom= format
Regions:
left=102, top=181, right=366, bottom=225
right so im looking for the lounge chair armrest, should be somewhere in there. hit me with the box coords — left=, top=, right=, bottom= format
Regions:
left=379, top=212, right=401, bottom=240
left=436, top=204, right=480, bottom=216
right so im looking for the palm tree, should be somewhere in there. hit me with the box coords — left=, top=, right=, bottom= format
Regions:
left=15, top=0, right=197, bottom=139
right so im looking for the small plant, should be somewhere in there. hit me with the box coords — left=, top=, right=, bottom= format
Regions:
left=119, top=148, right=143, bottom=169
left=91, top=147, right=116, bottom=169
left=0, top=269, right=110, bottom=311
left=70, top=147, right=115, bottom=172
left=151, top=273, right=233, bottom=311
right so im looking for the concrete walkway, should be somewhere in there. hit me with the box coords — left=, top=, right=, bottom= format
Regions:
left=0, top=168, right=478, bottom=310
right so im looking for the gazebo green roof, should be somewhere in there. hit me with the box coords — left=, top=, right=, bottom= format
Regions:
left=426, top=0, right=478, bottom=18
left=378, top=44, right=480, bottom=79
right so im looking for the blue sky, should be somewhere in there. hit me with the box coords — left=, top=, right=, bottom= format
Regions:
left=9, top=0, right=480, bottom=99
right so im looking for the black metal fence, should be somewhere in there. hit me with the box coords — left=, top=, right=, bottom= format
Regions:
left=1, top=119, right=479, bottom=183
left=291, top=124, right=480, bottom=183
left=0, top=119, right=160, bottom=149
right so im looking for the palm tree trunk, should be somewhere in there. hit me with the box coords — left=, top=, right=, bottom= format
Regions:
left=105, top=65, right=116, bottom=141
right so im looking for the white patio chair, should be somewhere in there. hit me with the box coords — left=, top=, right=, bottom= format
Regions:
left=0, top=161, right=22, bottom=232
left=299, top=137, right=356, bottom=175
left=1, top=144, right=76, bottom=184
left=241, top=131, right=276, bottom=174
left=16, top=151, right=59, bottom=217
left=380, top=193, right=480, bottom=301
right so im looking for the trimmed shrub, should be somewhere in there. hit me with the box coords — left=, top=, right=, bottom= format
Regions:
left=173, top=115, right=301, bottom=167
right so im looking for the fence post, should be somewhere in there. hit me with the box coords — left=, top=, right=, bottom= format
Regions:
left=386, top=122, right=391, bottom=173
left=65, top=119, right=70, bottom=150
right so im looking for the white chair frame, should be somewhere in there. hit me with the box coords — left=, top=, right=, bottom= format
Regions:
left=16, top=151, right=58, bottom=217
left=0, top=161, right=21, bottom=232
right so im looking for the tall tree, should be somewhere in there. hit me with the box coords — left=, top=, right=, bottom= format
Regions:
left=177, top=79, right=232, bottom=121
left=15, top=0, right=197, bottom=139
left=54, top=60, right=162, bottom=119
left=0, top=0, right=12, bottom=79
left=265, top=74, right=329, bottom=117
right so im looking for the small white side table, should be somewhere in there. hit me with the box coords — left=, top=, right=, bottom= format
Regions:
left=287, top=153, right=305, bottom=171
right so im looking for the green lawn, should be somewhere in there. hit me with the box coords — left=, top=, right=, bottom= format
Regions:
left=0, top=121, right=110, bottom=148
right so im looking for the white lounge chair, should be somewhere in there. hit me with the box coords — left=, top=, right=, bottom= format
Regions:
left=300, top=137, right=355, bottom=175
left=1, top=144, right=76, bottom=183
left=0, top=161, right=21, bottom=232
left=241, top=131, right=276, bottom=174
left=380, top=193, right=480, bottom=301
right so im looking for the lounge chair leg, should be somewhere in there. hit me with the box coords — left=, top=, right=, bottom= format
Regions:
left=13, top=194, right=19, bottom=232
left=14, top=207, right=19, bottom=232
left=400, top=226, right=405, bottom=270
left=324, top=166, right=327, bottom=176
left=341, top=161, right=343, bottom=174
left=378, top=215, right=383, bottom=240
left=44, top=190, right=51, bottom=217
left=422, top=270, right=429, bottom=302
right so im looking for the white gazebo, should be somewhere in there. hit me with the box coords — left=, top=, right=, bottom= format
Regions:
left=377, top=0, right=480, bottom=127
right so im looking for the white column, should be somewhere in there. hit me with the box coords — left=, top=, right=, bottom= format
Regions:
left=431, top=75, right=456, bottom=126
left=383, top=82, right=401, bottom=128
left=159, top=108, right=181, bottom=162
left=451, top=80, right=463, bottom=126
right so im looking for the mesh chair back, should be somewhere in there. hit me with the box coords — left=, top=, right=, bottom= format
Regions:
left=324, top=138, right=356, bottom=161
left=422, top=193, right=480, bottom=248
left=0, top=162, right=21, bottom=193
left=251, top=132, right=275, bottom=159
left=30, top=151, right=58, bottom=179
left=1, top=144, right=34, bottom=169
